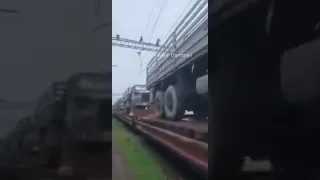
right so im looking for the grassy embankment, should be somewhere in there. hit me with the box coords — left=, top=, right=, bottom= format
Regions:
left=112, top=119, right=165, bottom=180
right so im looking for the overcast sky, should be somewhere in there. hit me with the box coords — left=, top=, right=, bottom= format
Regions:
left=112, top=0, right=195, bottom=103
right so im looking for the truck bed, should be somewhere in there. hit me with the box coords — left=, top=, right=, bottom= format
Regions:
left=146, top=0, right=208, bottom=88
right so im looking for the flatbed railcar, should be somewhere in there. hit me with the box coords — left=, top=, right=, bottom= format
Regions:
left=113, top=104, right=209, bottom=176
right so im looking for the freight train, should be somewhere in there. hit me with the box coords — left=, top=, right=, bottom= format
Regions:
left=3, top=71, right=111, bottom=169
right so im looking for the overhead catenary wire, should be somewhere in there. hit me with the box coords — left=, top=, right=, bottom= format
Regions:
left=141, top=0, right=156, bottom=63
left=161, top=0, right=194, bottom=41
left=137, top=0, right=194, bottom=74
left=140, top=0, right=189, bottom=74
left=144, top=0, right=156, bottom=34
left=148, top=0, right=167, bottom=42
left=139, top=0, right=162, bottom=71
left=138, top=68, right=146, bottom=74
left=149, top=0, right=167, bottom=40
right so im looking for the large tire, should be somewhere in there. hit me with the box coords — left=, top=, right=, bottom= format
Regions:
left=154, top=90, right=165, bottom=118
left=164, top=85, right=185, bottom=121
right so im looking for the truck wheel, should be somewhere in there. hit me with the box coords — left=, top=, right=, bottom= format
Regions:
left=154, top=90, right=165, bottom=118
left=164, top=85, right=185, bottom=121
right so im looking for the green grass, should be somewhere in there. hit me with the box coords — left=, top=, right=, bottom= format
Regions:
left=112, top=119, right=166, bottom=180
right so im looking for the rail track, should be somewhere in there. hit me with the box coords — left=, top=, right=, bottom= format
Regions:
left=113, top=107, right=276, bottom=180
left=113, top=111, right=208, bottom=180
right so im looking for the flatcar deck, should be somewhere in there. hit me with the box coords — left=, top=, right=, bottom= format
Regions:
left=113, top=113, right=208, bottom=175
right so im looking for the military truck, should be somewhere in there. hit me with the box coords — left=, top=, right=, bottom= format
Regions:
left=146, top=0, right=208, bottom=121
left=122, top=85, right=150, bottom=114
left=130, top=85, right=150, bottom=107
left=64, top=72, right=111, bottom=144
left=113, top=98, right=124, bottom=111
left=122, top=87, right=132, bottom=114
left=18, top=116, right=37, bottom=155
left=28, top=72, right=111, bottom=168
left=32, top=81, right=67, bottom=167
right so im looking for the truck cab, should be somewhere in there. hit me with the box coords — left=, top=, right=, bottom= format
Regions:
left=65, top=72, right=111, bottom=144
left=33, top=81, right=67, bottom=149
left=114, top=98, right=124, bottom=111
left=118, top=100, right=124, bottom=110
left=19, top=116, right=38, bottom=155
left=122, top=87, right=132, bottom=114
left=131, top=85, right=150, bottom=107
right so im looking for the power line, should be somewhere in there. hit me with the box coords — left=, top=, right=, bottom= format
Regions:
left=149, top=0, right=167, bottom=40
left=141, top=0, right=157, bottom=64
left=144, top=0, right=156, bottom=34
left=138, top=68, right=146, bottom=74
left=161, top=0, right=193, bottom=41
left=148, top=0, right=167, bottom=42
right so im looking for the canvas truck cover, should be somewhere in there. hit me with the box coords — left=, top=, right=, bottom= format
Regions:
left=66, top=72, right=112, bottom=99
